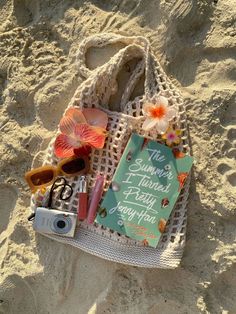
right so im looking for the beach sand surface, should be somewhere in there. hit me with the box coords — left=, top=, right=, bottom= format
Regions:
left=0, top=0, right=236, bottom=313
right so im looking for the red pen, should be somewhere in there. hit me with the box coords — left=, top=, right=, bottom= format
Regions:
left=78, top=176, right=88, bottom=221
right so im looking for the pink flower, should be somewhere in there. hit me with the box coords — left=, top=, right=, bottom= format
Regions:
left=54, top=108, right=108, bottom=158
left=142, top=96, right=177, bottom=134
left=162, top=127, right=181, bottom=146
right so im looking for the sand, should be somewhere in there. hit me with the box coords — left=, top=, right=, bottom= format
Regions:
left=0, top=0, right=236, bottom=313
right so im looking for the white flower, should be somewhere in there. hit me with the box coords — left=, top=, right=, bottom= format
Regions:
left=142, top=96, right=177, bottom=134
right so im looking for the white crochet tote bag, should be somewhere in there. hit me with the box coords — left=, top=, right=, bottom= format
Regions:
left=30, top=33, right=192, bottom=268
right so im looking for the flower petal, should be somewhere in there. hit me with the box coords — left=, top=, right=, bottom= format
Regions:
left=82, top=108, right=108, bottom=129
left=165, top=107, right=177, bottom=120
left=156, top=96, right=168, bottom=107
left=65, top=108, right=87, bottom=124
left=59, top=116, right=77, bottom=136
left=166, top=130, right=178, bottom=141
left=90, top=126, right=108, bottom=136
left=155, top=119, right=169, bottom=134
left=54, top=134, right=77, bottom=158
left=166, top=139, right=173, bottom=146
left=142, top=103, right=154, bottom=116
left=74, top=124, right=106, bottom=149
left=174, top=137, right=181, bottom=144
left=176, top=129, right=182, bottom=136
left=74, top=145, right=92, bottom=157
left=142, top=117, right=157, bottom=131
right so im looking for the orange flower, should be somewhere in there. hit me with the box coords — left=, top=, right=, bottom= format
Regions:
left=142, top=96, right=177, bottom=133
left=54, top=108, right=108, bottom=158
left=177, top=172, right=188, bottom=191
left=172, top=148, right=185, bottom=159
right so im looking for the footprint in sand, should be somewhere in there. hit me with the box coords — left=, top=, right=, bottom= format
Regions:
left=0, top=184, right=18, bottom=235
left=0, top=275, right=37, bottom=314
left=217, top=127, right=236, bottom=187
left=217, top=163, right=236, bottom=188
left=204, top=264, right=236, bottom=313
left=0, top=70, right=7, bottom=106
left=227, top=127, right=236, bottom=142
left=225, top=127, right=236, bottom=159
left=12, top=0, right=39, bottom=26
left=0, top=1, right=12, bottom=29
left=226, top=172, right=236, bottom=187
left=217, top=162, right=231, bottom=175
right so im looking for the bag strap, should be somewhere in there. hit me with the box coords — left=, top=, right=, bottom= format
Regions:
left=76, top=33, right=149, bottom=78
left=76, top=33, right=160, bottom=111
left=120, top=39, right=159, bottom=107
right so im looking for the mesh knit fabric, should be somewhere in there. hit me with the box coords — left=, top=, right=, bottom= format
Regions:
left=30, top=34, right=192, bottom=268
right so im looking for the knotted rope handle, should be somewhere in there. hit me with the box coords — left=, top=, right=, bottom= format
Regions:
left=76, top=33, right=159, bottom=105
left=76, top=33, right=149, bottom=77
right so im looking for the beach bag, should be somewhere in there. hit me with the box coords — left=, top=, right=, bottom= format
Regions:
left=30, top=33, right=192, bottom=268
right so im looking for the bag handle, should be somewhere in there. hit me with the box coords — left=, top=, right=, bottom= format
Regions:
left=76, top=33, right=149, bottom=79
left=76, top=33, right=160, bottom=111
left=120, top=40, right=160, bottom=107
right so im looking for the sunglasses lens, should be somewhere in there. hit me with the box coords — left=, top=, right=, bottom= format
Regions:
left=31, top=170, right=54, bottom=186
left=61, top=158, right=85, bottom=174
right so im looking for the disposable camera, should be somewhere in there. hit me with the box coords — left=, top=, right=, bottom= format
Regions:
left=33, top=207, right=77, bottom=238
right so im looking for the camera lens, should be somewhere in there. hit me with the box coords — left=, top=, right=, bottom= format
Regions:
left=56, top=220, right=66, bottom=229
left=53, top=215, right=72, bottom=235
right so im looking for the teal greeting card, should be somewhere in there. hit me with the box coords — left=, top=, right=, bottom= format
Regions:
left=96, top=133, right=193, bottom=248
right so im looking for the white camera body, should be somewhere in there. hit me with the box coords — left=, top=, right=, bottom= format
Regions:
left=33, top=207, right=77, bottom=238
